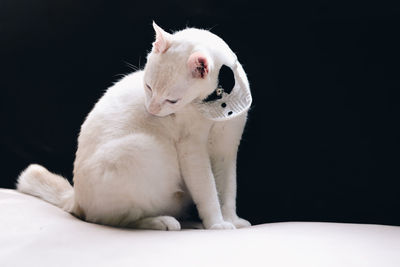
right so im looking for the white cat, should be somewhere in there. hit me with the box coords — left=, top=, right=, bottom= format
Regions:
left=17, top=22, right=251, bottom=230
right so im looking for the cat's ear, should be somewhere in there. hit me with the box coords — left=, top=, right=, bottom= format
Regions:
left=187, top=52, right=209, bottom=79
left=152, top=21, right=171, bottom=53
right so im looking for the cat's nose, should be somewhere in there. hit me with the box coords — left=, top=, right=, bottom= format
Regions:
left=148, top=100, right=161, bottom=115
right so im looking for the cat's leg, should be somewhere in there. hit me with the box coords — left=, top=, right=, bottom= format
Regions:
left=209, top=115, right=251, bottom=228
left=74, top=133, right=184, bottom=230
left=177, top=133, right=235, bottom=230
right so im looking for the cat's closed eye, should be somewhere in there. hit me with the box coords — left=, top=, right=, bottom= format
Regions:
left=146, top=84, right=152, bottom=91
left=166, top=99, right=179, bottom=104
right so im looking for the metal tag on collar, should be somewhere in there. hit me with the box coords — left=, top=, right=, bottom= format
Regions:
left=216, top=87, right=224, bottom=96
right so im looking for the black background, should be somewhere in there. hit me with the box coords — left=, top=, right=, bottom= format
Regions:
left=1, top=1, right=399, bottom=226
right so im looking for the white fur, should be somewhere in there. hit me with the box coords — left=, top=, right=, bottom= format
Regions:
left=17, top=23, right=251, bottom=230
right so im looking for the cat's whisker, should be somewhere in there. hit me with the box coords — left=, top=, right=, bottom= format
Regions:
left=125, top=61, right=140, bottom=71
left=207, top=24, right=218, bottom=31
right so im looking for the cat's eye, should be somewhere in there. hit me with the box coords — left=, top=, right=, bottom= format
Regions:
left=145, top=84, right=152, bottom=91
left=166, top=99, right=179, bottom=104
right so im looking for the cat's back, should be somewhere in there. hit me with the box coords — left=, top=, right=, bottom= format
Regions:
left=96, top=70, right=146, bottom=117
left=77, top=71, right=148, bottom=149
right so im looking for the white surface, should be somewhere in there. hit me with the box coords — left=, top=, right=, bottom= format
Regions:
left=1, top=188, right=399, bottom=267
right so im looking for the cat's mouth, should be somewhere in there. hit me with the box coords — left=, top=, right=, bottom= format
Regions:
left=147, top=104, right=161, bottom=115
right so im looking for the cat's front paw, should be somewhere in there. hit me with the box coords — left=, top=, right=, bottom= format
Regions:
left=229, top=217, right=251, bottom=228
left=209, top=221, right=236, bottom=230
left=223, top=213, right=251, bottom=228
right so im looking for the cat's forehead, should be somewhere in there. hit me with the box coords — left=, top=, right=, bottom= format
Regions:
left=146, top=44, right=191, bottom=79
left=148, top=54, right=185, bottom=75
left=145, top=53, right=188, bottom=92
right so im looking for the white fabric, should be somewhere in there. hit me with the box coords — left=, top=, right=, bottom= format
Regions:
left=1, top=189, right=399, bottom=267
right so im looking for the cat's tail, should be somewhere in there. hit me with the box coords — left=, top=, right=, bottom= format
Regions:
left=16, top=164, right=75, bottom=212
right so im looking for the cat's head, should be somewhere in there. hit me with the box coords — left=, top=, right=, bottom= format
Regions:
left=143, top=22, right=220, bottom=117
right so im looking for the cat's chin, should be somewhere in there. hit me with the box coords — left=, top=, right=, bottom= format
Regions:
left=146, top=109, right=174, bottom=118
left=150, top=114, right=171, bottom=118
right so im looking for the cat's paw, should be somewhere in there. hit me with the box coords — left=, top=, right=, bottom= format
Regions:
left=229, top=217, right=251, bottom=228
left=223, top=212, right=251, bottom=228
left=209, top=221, right=236, bottom=230
left=135, top=216, right=181, bottom=231
left=153, top=216, right=181, bottom=231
